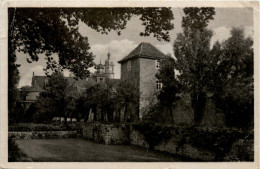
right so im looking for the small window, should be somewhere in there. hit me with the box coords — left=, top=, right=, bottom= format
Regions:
left=156, top=80, right=162, bottom=90
left=155, top=60, right=160, bottom=69
left=127, top=61, right=131, bottom=71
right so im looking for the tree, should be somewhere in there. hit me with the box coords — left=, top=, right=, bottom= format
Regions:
left=35, top=72, right=68, bottom=122
left=83, top=80, right=140, bottom=123
left=216, top=28, right=254, bottom=129
left=220, top=28, right=253, bottom=79
left=174, top=7, right=215, bottom=124
left=8, top=8, right=174, bottom=123
left=64, top=84, right=81, bottom=121
left=9, top=8, right=174, bottom=76
left=83, top=81, right=120, bottom=122
left=8, top=54, right=20, bottom=123
left=76, top=95, right=90, bottom=121
left=99, top=82, right=117, bottom=122
left=115, top=80, right=140, bottom=122
left=156, top=57, right=181, bottom=123
left=19, top=86, right=31, bottom=101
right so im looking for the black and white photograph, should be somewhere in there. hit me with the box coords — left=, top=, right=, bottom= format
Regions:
left=1, top=1, right=259, bottom=168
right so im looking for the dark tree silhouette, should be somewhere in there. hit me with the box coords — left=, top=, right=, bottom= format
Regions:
left=174, top=7, right=215, bottom=124
left=156, top=57, right=181, bottom=123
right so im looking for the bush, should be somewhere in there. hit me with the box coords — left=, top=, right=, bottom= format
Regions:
left=176, top=126, right=253, bottom=161
left=8, top=123, right=80, bottom=131
left=133, top=123, right=253, bottom=161
left=132, top=122, right=172, bottom=149
left=8, top=138, right=26, bottom=161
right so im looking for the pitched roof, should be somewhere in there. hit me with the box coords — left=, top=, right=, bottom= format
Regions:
left=32, top=76, right=49, bottom=89
left=31, top=76, right=90, bottom=91
left=28, top=80, right=44, bottom=92
left=118, top=42, right=169, bottom=63
left=66, top=77, right=89, bottom=88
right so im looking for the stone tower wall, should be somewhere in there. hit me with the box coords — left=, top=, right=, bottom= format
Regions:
left=139, top=58, right=158, bottom=119
left=120, top=58, right=140, bottom=88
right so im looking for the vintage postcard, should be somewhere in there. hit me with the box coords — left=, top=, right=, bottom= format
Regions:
left=0, top=1, right=259, bottom=169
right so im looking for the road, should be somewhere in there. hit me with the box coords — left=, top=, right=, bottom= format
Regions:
left=15, top=138, right=187, bottom=162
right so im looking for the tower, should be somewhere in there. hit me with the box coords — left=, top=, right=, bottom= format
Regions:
left=118, top=42, right=170, bottom=120
left=104, top=52, right=114, bottom=79
left=96, top=60, right=104, bottom=74
left=95, top=60, right=106, bottom=83
left=94, top=52, right=115, bottom=83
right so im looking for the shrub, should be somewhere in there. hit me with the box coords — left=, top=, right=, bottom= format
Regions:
left=132, top=122, right=172, bottom=149
left=8, top=123, right=80, bottom=132
left=176, top=126, right=253, bottom=161
left=8, top=138, right=26, bottom=161
left=133, top=123, right=253, bottom=161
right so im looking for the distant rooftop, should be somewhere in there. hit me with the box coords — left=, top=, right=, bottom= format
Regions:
left=28, top=80, right=44, bottom=92
left=118, top=42, right=169, bottom=63
left=31, top=75, right=91, bottom=89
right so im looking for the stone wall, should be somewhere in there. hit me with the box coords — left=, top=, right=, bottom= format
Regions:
left=82, top=123, right=215, bottom=160
left=201, top=97, right=225, bottom=127
left=128, top=127, right=214, bottom=161
left=172, top=94, right=194, bottom=125
left=9, top=131, right=77, bottom=139
left=129, top=127, right=149, bottom=148
left=82, top=123, right=128, bottom=144
left=153, top=137, right=215, bottom=161
left=82, top=123, right=254, bottom=161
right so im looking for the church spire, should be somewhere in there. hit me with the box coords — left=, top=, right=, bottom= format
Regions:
left=107, top=52, right=111, bottom=60
left=104, top=51, right=114, bottom=79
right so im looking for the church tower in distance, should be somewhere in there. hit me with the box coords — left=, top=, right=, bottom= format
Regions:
left=95, top=52, right=115, bottom=83
left=104, top=52, right=114, bottom=79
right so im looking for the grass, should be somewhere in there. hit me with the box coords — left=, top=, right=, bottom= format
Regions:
left=15, top=138, right=190, bottom=162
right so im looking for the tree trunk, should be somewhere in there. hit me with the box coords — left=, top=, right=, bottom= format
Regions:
left=193, top=92, right=206, bottom=125
left=124, top=104, right=128, bottom=123
left=170, top=105, right=174, bottom=124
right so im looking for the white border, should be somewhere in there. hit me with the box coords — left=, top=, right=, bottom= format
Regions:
left=0, top=1, right=259, bottom=169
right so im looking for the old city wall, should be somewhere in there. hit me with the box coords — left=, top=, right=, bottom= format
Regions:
left=81, top=123, right=254, bottom=161
left=82, top=123, right=129, bottom=144
left=81, top=123, right=215, bottom=160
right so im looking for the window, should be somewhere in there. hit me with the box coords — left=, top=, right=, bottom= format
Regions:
left=127, top=61, right=131, bottom=71
left=156, top=80, right=162, bottom=90
left=155, top=60, right=160, bottom=69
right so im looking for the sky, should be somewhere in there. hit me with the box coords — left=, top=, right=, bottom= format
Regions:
left=16, top=7, right=253, bottom=88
